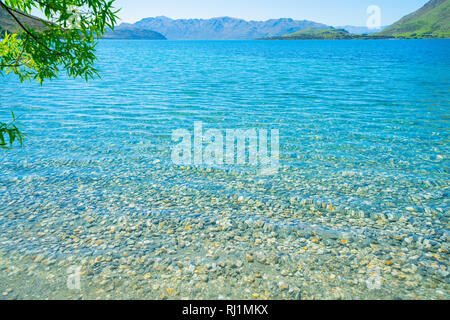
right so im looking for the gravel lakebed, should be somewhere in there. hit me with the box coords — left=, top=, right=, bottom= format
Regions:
left=0, top=161, right=448, bottom=300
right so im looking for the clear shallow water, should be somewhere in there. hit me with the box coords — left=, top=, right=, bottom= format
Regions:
left=0, top=40, right=449, bottom=299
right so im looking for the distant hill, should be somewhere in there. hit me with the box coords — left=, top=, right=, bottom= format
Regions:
left=378, top=0, right=450, bottom=38
left=338, top=25, right=386, bottom=34
left=104, top=28, right=166, bottom=40
left=262, top=27, right=393, bottom=40
left=116, top=16, right=328, bottom=40
left=0, top=6, right=46, bottom=34
left=1, top=6, right=165, bottom=40
left=263, top=27, right=392, bottom=40
left=265, top=28, right=355, bottom=40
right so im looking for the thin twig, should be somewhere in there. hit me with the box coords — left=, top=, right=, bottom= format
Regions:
left=12, top=34, right=29, bottom=65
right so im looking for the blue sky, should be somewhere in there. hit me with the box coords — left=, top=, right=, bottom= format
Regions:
left=112, top=0, right=429, bottom=26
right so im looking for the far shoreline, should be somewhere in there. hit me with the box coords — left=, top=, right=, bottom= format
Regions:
left=99, top=38, right=450, bottom=41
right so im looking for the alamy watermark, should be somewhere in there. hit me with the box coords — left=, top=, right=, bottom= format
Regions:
left=67, top=266, right=81, bottom=290
left=366, top=267, right=382, bottom=290
left=366, top=5, right=382, bottom=30
left=171, top=122, right=280, bottom=175
left=51, top=5, right=82, bottom=29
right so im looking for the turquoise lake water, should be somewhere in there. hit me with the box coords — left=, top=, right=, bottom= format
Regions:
left=0, top=40, right=449, bottom=299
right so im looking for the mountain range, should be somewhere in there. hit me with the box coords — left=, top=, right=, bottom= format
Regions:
left=109, top=0, right=449, bottom=40
left=114, top=16, right=328, bottom=40
left=1, top=0, right=449, bottom=40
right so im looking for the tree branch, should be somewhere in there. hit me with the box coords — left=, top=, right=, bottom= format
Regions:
left=0, top=1, right=58, bottom=55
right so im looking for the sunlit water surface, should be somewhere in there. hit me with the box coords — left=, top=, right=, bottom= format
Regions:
left=0, top=40, right=449, bottom=299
